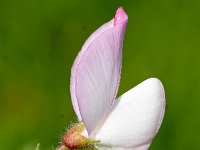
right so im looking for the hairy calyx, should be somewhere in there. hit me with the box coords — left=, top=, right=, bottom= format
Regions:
left=57, top=122, right=99, bottom=150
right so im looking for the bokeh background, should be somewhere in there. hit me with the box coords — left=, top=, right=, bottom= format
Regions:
left=0, top=0, right=200, bottom=149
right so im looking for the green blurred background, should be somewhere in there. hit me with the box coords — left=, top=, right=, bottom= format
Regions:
left=0, top=0, right=200, bottom=149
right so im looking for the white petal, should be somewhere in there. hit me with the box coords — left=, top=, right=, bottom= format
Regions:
left=95, top=78, right=165, bottom=148
left=97, top=144, right=149, bottom=150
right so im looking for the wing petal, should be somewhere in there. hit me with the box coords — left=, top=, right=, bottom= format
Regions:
left=95, top=78, right=166, bottom=149
left=70, top=7, right=128, bottom=136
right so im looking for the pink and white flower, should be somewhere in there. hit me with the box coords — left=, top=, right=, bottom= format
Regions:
left=59, top=6, right=165, bottom=150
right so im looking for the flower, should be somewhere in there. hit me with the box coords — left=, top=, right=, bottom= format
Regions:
left=58, top=6, right=165, bottom=150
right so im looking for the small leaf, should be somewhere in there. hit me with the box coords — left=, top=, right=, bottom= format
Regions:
left=35, top=143, right=40, bottom=150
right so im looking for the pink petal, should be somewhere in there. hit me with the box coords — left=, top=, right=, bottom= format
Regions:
left=95, top=78, right=166, bottom=149
left=70, top=7, right=128, bottom=136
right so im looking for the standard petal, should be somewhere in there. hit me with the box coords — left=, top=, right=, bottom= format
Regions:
left=70, top=7, right=128, bottom=136
left=95, top=78, right=165, bottom=149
